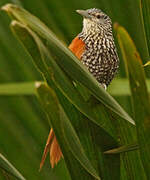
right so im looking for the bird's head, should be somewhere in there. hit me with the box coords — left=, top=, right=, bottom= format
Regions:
left=76, top=8, right=112, bottom=35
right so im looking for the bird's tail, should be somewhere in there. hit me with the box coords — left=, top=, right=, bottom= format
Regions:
left=40, top=129, right=63, bottom=170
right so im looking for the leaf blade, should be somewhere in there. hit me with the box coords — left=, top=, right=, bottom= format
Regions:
left=0, top=81, right=38, bottom=95
left=116, top=24, right=150, bottom=179
left=36, top=84, right=101, bottom=180
left=104, top=143, right=139, bottom=154
left=0, top=153, right=26, bottom=180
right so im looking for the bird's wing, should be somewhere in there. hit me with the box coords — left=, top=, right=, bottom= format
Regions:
left=68, top=36, right=85, bottom=59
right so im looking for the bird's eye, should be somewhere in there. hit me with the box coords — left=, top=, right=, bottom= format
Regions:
left=97, top=15, right=101, bottom=19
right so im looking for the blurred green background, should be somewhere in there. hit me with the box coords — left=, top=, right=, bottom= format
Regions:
left=0, top=0, right=149, bottom=179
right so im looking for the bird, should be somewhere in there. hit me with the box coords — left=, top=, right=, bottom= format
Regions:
left=40, top=8, right=119, bottom=169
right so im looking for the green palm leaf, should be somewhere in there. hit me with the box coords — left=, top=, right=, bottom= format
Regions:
left=116, top=24, right=150, bottom=179
left=0, top=153, right=26, bottom=180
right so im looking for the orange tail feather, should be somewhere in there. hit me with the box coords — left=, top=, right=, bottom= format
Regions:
left=40, top=129, right=62, bottom=170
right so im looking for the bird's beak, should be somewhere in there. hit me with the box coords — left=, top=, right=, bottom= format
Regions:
left=76, top=10, right=91, bottom=19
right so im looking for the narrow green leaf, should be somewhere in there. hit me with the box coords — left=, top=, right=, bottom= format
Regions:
left=116, top=24, right=150, bottom=179
left=0, top=81, right=39, bottom=95
left=104, top=143, right=139, bottom=154
left=2, top=3, right=135, bottom=125
left=60, top=104, right=101, bottom=180
left=36, top=84, right=100, bottom=180
left=0, top=153, right=26, bottom=180
left=114, top=107, right=147, bottom=179
left=140, top=0, right=150, bottom=54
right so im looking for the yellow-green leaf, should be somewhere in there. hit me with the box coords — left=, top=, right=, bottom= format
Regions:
left=116, top=24, right=150, bottom=179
